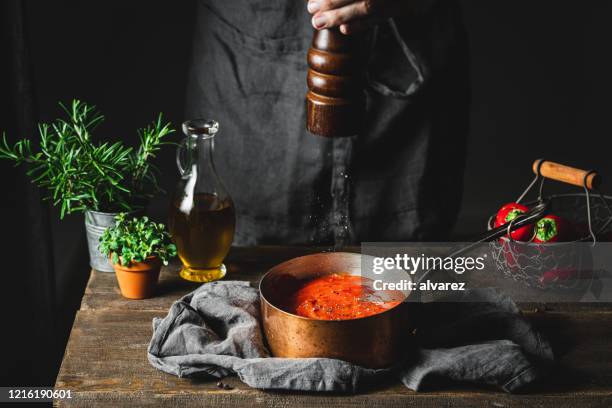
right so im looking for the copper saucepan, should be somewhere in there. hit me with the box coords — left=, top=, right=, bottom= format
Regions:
left=259, top=252, right=415, bottom=368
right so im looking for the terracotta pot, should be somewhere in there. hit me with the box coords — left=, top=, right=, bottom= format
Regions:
left=112, top=256, right=162, bottom=299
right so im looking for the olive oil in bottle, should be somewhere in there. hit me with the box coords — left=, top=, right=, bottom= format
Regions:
left=169, top=193, right=235, bottom=282
left=169, top=120, right=235, bottom=282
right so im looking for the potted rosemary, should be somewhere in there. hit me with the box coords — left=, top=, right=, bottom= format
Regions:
left=99, top=214, right=176, bottom=299
left=0, top=100, right=173, bottom=272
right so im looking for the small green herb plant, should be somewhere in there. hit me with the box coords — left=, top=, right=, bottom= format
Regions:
left=0, top=99, right=174, bottom=218
left=99, top=213, right=177, bottom=266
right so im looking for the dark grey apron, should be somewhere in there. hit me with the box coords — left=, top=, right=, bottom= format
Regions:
left=186, top=0, right=469, bottom=245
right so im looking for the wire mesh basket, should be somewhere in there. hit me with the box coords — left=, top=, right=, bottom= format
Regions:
left=487, top=160, right=612, bottom=290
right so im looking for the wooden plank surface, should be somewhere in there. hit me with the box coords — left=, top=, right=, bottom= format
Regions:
left=55, top=246, right=612, bottom=407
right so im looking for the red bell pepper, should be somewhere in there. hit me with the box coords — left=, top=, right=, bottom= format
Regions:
left=533, top=215, right=575, bottom=243
left=494, top=202, right=533, bottom=241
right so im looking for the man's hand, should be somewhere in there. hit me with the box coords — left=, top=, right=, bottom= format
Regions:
left=306, top=0, right=430, bottom=34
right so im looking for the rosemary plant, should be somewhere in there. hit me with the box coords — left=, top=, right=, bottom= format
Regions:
left=0, top=100, right=174, bottom=218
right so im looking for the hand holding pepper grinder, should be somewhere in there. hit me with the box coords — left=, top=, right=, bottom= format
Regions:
left=306, top=26, right=367, bottom=137
left=305, top=0, right=427, bottom=137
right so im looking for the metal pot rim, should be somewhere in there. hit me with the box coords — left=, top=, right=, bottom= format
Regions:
left=85, top=209, right=124, bottom=216
left=259, top=252, right=408, bottom=323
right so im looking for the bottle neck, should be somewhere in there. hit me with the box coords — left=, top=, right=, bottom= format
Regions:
left=192, top=135, right=216, bottom=175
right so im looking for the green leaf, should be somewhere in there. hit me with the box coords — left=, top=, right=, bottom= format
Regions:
left=0, top=99, right=173, bottom=216
left=99, top=214, right=176, bottom=266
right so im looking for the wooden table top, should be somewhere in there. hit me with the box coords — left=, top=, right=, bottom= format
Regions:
left=54, top=246, right=612, bottom=407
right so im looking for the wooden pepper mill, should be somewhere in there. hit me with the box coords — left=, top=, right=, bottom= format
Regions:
left=306, top=28, right=366, bottom=137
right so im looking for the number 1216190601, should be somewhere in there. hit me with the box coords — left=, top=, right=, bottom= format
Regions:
left=3, top=388, right=72, bottom=402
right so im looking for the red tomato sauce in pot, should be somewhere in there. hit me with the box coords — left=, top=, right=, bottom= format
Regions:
left=286, top=273, right=405, bottom=320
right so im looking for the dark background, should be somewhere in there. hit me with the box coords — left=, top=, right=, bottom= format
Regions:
left=1, top=0, right=611, bottom=386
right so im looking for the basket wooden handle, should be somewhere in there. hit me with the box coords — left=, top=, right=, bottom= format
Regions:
left=533, top=159, right=601, bottom=190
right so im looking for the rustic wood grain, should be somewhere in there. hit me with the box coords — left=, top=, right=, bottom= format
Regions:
left=54, top=309, right=612, bottom=407
left=55, top=246, right=612, bottom=407
left=533, top=159, right=601, bottom=190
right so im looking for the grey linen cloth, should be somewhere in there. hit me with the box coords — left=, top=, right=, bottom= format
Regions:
left=148, top=281, right=553, bottom=393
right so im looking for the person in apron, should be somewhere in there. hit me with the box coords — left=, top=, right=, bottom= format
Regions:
left=185, top=0, right=469, bottom=246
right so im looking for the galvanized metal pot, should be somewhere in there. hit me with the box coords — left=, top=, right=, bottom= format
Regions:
left=259, top=252, right=416, bottom=369
left=84, top=210, right=120, bottom=272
